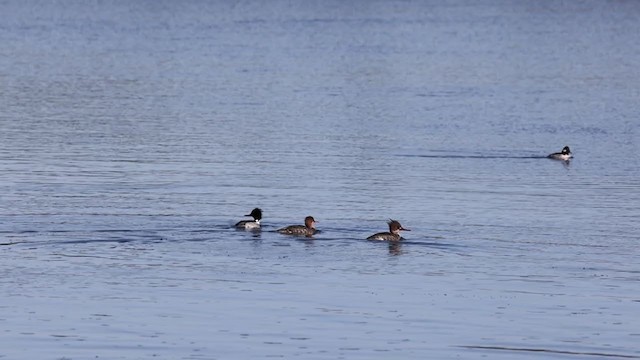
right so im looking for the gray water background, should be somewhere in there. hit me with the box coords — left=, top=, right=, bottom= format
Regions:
left=1, top=1, right=639, bottom=359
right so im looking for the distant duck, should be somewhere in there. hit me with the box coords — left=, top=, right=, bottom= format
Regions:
left=277, top=216, right=317, bottom=237
left=547, top=146, right=573, bottom=161
left=367, top=220, right=410, bottom=241
left=235, top=208, right=262, bottom=230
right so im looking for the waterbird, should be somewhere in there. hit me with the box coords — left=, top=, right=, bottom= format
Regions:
left=366, top=220, right=410, bottom=241
left=547, top=146, right=573, bottom=161
left=235, top=208, right=262, bottom=230
left=277, top=216, right=317, bottom=237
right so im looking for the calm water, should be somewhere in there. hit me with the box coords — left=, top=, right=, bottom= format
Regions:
left=1, top=1, right=639, bottom=359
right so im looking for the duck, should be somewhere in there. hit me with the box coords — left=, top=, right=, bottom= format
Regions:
left=235, top=208, right=262, bottom=230
left=277, top=216, right=317, bottom=237
left=367, top=220, right=410, bottom=241
left=547, top=146, right=573, bottom=161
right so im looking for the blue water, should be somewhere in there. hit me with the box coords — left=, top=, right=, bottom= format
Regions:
left=1, top=1, right=639, bottom=359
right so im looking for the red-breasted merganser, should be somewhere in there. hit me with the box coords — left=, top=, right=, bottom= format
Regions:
left=547, top=146, right=573, bottom=161
left=367, top=220, right=410, bottom=241
left=277, top=216, right=317, bottom=237
left=235, top=208, right=262, bottom=230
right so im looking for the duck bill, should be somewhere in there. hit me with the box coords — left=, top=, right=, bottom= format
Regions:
left=401, top=227, right=411, bottom=231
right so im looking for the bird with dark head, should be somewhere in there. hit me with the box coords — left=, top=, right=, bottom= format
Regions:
left=547, top=146, right=572, bottom=161
left=235, top=208, right=262, bottom=230
left=367, top=219, right=410, bottom=241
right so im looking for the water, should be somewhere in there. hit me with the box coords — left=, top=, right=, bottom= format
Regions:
left=1, top=1, right=639, bottom=359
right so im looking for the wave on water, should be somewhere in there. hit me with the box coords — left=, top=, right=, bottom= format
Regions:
left=460, top=345, right=640, bottom=359
left=397, top=154, right=550, bottom=159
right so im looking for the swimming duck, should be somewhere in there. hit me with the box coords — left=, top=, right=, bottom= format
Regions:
left=547, top=146, right=573, bottom=161
left=235, top=208, right=262, bottom=230
left=367, top=220, right=410, bottom=241
left=277, top=216, right=317, bottom=237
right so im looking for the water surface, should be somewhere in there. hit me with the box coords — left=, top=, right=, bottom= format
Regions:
left=1, top=1, right=639, bottom=359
